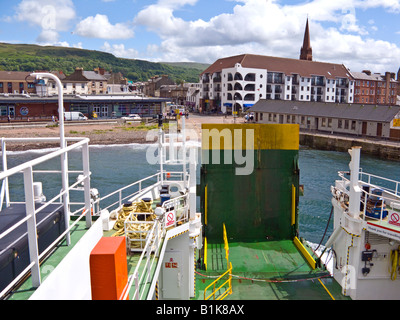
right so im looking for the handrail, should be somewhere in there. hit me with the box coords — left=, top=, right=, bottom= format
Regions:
left=334, top=170, right=400, bottom=226
left=0, top=137, right=92, bottom=297
left=122, top=217, right=165, bottom=300
left=95, top=173, right=161, bottom=214
left=0, top=138, right=89, bottom=180
left=338, top=170, right=400, bottom=197
left=223, top=223, right=229, bottom=265
left=204, top=262, right=233, bottom=300
left=161, top=193, right=189, bottom=227
left=204, top=224, right=233, bottom=300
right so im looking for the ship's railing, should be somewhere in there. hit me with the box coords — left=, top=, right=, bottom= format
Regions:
left=94, top=170, right=189, bottom=216
left=0, top=137, right=92, bottom=298
left=94, top=173, right=162, bottom=215
left=162, top=193, right=189, bottom=227
left=122, top=216, right=165, bottom=300
left=204, top=262, right=233, bottom=300
left=336, top=170, right=400, bottom=224
left=124, top=193, right=189, bottom=252
left=204, top=223, right=233, bottom=300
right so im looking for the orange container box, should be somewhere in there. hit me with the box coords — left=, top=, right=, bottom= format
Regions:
left=90, top=237, right=129, bottom=300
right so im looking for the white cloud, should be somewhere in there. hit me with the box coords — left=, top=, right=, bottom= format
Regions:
left=75, top=14, right=134, bottom=39
left=133, top=0, right=400, bottom=73
left=102, top=41, right=139, bottom=59
left=14, top=0, right=76, bottom=44
left=15, top=0, right=75, bottom=31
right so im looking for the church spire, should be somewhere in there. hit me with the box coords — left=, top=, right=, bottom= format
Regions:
left=300, top=18, right=312, bottom=61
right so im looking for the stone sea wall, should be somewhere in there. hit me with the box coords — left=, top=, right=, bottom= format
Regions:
left=300, top=132, right=400, bottom=162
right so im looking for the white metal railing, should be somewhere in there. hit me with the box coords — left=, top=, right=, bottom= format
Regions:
left=124, top=192, right=189, bottom=252
left=0, top=137, right=92, bottom=298
left=94, top=173, right=161, bottom=215
left=122, top=217, right=165, bottom=300
left=162, top=193, right=189, bottom=227
left=335, top=170, right=400, bottom=225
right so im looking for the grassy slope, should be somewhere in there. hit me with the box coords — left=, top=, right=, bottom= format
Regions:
left=0, top=42, right=209, bottom=83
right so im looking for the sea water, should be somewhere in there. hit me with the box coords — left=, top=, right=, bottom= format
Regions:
left=2, top=144, right=400, bottom=245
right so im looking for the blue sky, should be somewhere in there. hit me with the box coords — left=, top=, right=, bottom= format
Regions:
left=1, top=0, right=400, bottom=74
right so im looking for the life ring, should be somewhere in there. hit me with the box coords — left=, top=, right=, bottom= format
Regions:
left=168, top=182, right=183, bottom=198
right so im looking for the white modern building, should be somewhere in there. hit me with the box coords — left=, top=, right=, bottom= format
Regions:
left=199, top=19, right=355, bottom=114
left=200, top=54, right=355, bottom=114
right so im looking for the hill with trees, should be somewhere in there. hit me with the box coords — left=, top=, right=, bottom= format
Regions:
left=0, top=42, right=208, bottom=83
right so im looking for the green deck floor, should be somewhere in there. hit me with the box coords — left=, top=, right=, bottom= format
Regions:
left=195, top=240, right=349, bottom=300
left=6, top=220, right=90, bottom=300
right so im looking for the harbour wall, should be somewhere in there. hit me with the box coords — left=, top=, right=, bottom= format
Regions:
left=300, top=132, right=400, bottom=162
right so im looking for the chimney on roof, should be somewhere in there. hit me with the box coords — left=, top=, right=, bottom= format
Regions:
left=300, top=18, right=312, bottom=61
left=362, top=70, right=371, bottom=76
left=75, top=67, right=83, bottom=75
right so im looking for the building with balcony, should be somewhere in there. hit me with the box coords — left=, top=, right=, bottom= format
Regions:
left=199, top=19, right=355, bottom=113
left=200, top=54, right=355, bottom=114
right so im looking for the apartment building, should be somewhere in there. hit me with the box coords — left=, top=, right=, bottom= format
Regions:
left=351, top=70, right=399, bottom=105
left=199, top=19, right=356, bottom=113
left=200, top=54, right=355, bottom=113
left=0, top=71, right=36, bottom=95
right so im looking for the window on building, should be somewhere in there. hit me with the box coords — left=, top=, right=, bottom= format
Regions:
left=351, top=121, right=356, bottom=130
left=322, top=118, right=326, bottom=126
left=268, top=113, right=272, bottom=121
left=344, top=120, right=349, bottom=129
left=301, top=116, right=305, bottom=124
left=328, top=118, right=332, bottom=128
left=287, top=115, right=290, bottom=123
left=338, top=120, right=342, bottom=128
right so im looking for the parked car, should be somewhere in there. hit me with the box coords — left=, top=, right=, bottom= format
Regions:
left=121, top=114, right=141, bottom=121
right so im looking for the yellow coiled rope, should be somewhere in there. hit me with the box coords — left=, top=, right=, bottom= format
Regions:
left=111, top=200, right=156, bottom=248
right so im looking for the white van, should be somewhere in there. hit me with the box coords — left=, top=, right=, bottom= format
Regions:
left=64, top=112, right=88, bottom=121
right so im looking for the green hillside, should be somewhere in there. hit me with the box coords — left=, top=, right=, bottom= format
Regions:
left=0, top=42, right=207, bottom=83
